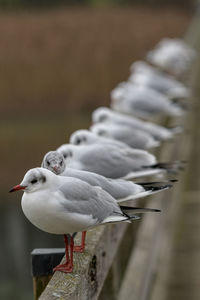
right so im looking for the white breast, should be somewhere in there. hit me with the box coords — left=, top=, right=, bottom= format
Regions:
left=21, top=191, right=97, bottom=235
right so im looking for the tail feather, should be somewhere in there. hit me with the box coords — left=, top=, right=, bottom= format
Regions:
left=117, top=180, right=175, bottom=203
left=138, top=179, right=178, bottom=185
left=120, top=206, right=160, bottom=222
left=139, top=181, right=173, bottom=191
left=171, top=98, right=190, bottom=110
left=121, top=205, right=161, bottom=217
left=122, top=169, right=163, bottom=180
left=102, top=206, right=160, bottom=225
left=143, top=161, right=185, bottom=174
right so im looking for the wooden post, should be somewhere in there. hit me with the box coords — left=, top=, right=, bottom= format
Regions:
left=31, top=248, right=65, bottom=300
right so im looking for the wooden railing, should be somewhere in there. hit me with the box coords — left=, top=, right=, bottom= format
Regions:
left=31, top=16, right=198, bottom=300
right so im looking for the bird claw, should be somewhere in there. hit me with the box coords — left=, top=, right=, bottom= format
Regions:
left=53, top=263, right=73, bottom=273
left=73, top=245, right=85, bottom=253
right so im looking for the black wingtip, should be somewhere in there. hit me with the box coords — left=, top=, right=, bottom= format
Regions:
left=154, top=208, right=161, bottom=212
left=169, top=179, right=178, bottom=183
left=144, top=161, right=186, bottom=173
left=120, top=205, right=161, bottom=214
left=138, top=181, right=173, bottom=192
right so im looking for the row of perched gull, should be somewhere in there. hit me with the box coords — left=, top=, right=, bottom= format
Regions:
left=10, top=38, right=196, bottom=274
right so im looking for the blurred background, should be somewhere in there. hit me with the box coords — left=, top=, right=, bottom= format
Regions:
left=0, top=0, right=194, bottom=299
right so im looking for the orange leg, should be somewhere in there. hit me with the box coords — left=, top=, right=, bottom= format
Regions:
left=53, top=234, right=74, bottom=273
left=74, top=231, right=86, bottom=253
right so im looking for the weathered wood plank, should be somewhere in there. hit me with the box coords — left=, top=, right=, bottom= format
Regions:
left=39, top=223, right=128, bottom=300
left=117, top=110, right=188, bottom=300
left=148, top=29, right=197, bottom=299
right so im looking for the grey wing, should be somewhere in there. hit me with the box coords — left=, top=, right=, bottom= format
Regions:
left=104, top=178, right=144, bottom=199
left=131, top=96, right=169, bottom=115
left=63, top=168, right=142, bottom=200
left=64, top=168, right=115, bottom=189
left=144, top=122, right=172, bottom=140
left=117, top=127, right=156, bottom=149
left=77, top=145, right=133, bottom=178
left=120, top=148, right=156, bottom=169
left=58, top=178, right=123, bottom=223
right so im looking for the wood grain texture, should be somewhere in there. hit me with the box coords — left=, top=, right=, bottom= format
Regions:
left=39, top=223, right=128, bottom=300
left=117, top=110, right=188, bottom=300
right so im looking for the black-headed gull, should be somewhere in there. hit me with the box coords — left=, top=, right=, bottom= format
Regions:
left=42, top=151, right=172, bottom=202
left=71, top=127, right=159, bottom=150
left=111, top=84, right=184, bottom=119
left=92, top=107, right=182, bottom=141
left=70, top=129, right=128, bottom=148
left=146, top=38, right=196, bottom=76
left=129, top=60, right=190, bottom=98
left=10, top=167, right=160, bottom=273
left=42, top=151, right=173, bottom=252
left=90, top=123, right=159, bottom=149
left=56, top=143, right=182, bottom=179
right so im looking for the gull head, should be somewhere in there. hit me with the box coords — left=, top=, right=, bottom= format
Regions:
left=9, top=168, right=56, bottom=194
left=130, top=60, right=153, bottom=74
left=92, top=107, right=111, bottom=124
left=90, top=123, right=109, bottom=137
left=110, top=82, right=128, bottom=102
left=70, top=130, right=99, bottom=145
left=41, top=151, right=65, bottom=175
left=57, top=144, right=76, bottom=161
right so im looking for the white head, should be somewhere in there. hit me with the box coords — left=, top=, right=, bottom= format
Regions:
left=92, top=107, right=112, bottom=124
left=130, top=60, right=153, bottom=74
left=90, top=123, right=109, bottom=137
left=57, top=144, right=77, bottom=161
left=70, top=130, right=99, bottom=145
left=110, top=82, right=128, bottom=101
left=110, top=95, right=123, bottom=111
left=41, top=151, right=66, bottom=175
left=9, top=168, right=56, bottom=194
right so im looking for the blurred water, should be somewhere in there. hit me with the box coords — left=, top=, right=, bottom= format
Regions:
left=0, top=114, right=90, bottom=300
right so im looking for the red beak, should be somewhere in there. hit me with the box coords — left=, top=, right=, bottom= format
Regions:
left=9, top=185, right=26, bottom=193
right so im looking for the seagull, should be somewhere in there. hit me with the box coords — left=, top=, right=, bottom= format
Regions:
left=56, top=143, right=182, bottom=179
left=90, top=123, right=160, bottom=149
left=129, top=72, right=190, bottom=100
left=42, top=151, right=172, bottom=202
left=146, top=38, right=196, bottom=76
left=129, top=60, right=190, bottom=99
left=111, top=83, right=185, bottom=119
left=70, top=129, right=128, bottom=148
left=92, top=107, right=182, bottom=141
left=153, top=38, right=196, bottom=59
left=9, top=167, right=160, bottom=273
left=41, top=151, right=173, bottom=252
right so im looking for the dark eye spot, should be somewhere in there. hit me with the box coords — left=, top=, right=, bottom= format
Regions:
left=31, top=179, right=37, bottom=184
left=99, top=115, right=107, bottom=122
left=63, top=153, right=67, bottom=159
left=98, top=130, right=105, bottom=136
left=76, top=138, right=81, bottom=145
left=41, top=176, right=46, bottom=183
left=47, top=161, right=50, bottom=166
left=60, top=160, right=63, bottom=166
